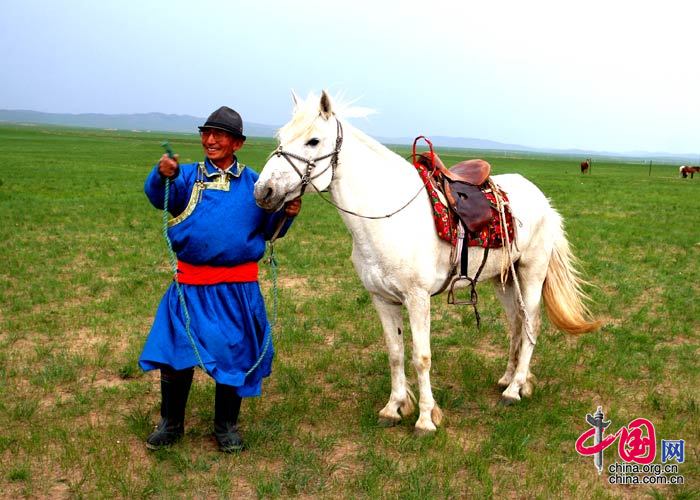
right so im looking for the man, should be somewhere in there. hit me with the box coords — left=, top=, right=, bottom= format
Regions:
left=140, top=106, right=300, bottom=452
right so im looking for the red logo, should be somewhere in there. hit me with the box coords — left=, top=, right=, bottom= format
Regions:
left=577, top=417, right=656, bottom=464
left=576, top=407, right=657, bottom=473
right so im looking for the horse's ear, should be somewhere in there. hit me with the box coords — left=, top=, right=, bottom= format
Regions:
left=320, top=90, right=333, bottom=119
left=291, top=89, right=300, bottom=109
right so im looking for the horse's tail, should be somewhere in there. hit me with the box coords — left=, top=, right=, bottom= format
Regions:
left=542, top=216, right=602, bottom=335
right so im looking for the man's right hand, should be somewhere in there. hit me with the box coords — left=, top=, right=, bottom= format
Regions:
left=158, top=153, right=179, bottom=178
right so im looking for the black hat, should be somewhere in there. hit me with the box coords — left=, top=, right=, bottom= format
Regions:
left=199, top=106, right=246, bottom=139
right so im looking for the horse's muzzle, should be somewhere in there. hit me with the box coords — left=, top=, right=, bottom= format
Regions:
left=253, top=182, right=284, bottom=212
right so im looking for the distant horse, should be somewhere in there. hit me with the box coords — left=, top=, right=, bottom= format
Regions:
left=580, top=159, right=591, bottom=174
left=680, top=165, right=700, bottom=178
left=254, top=91, right=601, bottom=435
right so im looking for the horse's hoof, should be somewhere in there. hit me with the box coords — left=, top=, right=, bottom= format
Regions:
left=413, top=427, right=436, bottom=437
left=498, top=395, right=520, bottom=406
left=377, top=417, right=400, bottom=427
left=520, top=382, right=534, bottom=398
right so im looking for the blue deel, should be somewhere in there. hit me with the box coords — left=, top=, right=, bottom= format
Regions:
left=139, top=158, right=293, bottom=397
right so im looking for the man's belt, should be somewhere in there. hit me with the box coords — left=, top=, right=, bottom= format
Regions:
left=176, top=260, right=258, bottom=284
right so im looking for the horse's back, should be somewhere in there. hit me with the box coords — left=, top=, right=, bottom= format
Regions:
left=491, top=173, right=557, bottom=244
left=491, top=173, right=550, bottom=210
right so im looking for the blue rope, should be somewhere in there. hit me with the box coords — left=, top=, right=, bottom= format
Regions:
left=246, top=244, right=277, bottom=375
left=162, top=178, right=207, bottom=373
left=161, top=177, right=278, bottom=378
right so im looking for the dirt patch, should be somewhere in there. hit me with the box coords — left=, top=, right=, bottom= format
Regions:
left=472, top=336, right=506, bottom=361
left=97, top=271, right=121, bottom=284
left=654, top=335, right=697, bottom=348
left=325, top=439, right=363, bottom=481
left=38, top=387, right=73, bottom=410
left=270, top=274, right=343, bottom=300
left=569, top=388, right=607, bottom=406
left=5, top=336, right=38, bottom=352
left=445, top=425, right=488, bottom=454
left=277, top=275, right=310, bottom=292
left=224, top=478, right=257, bottom=499
left=92, top=372, right=126, bottom=390
left=47, top=480, right=71, bottom=498
left=489, top=460, right=530, bottom=498
left=59, top=252, right=91, bottom=274
left=64, top=327, right=103, bottom=354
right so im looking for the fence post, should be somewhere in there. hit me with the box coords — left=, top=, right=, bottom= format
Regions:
left=648, top=160, right=652, bottom=176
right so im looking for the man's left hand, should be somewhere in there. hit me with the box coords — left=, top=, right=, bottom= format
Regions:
left=284, top=197, right=302, bottom=217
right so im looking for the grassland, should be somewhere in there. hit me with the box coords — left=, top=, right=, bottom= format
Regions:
left=0, top=124, right=697, bottom=498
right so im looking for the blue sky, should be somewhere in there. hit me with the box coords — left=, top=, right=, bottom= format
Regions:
left=2, top=0, right=698, bottom=154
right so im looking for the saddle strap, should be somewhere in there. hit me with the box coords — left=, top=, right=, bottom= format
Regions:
left=460, top=232, right=490, bottom=280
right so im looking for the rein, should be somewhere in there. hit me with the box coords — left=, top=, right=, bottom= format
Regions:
left=272, top=117, right=437, bottom=220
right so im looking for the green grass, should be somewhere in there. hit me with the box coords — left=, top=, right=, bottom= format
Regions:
left=0, top=123, right=697, bottom=498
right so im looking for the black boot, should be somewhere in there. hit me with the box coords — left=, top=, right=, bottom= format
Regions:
left=213, top=383, right=244, bottom=453
left=146, top=368, right=194, bottom=450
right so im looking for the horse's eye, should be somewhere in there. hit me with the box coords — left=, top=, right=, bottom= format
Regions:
left=306, top=138, right=320, bottom=147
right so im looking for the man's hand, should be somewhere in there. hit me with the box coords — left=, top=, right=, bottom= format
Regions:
left=158, top=153, right=179, bottom=178
left=284, top=197, right=302, bottom=217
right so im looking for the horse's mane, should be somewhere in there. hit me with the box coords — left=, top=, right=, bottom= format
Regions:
left=347, top=122, right=401, bottom=162
left=277, top=92, right=400, bottom=163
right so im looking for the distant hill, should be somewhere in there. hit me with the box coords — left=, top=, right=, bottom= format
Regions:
left=0, top=109, right=278, bottom=138
left=377, top=134, right=539, bottom=152
left=376, top=134, right=697, bottom=162
left=1, top=109, right=696, bottom=162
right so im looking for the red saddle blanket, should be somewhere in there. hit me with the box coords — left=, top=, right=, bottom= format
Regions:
left=413, top=161, right=515, bottom=248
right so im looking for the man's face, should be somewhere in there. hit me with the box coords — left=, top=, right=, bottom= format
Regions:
left=200, top=128, right=245, bottom=166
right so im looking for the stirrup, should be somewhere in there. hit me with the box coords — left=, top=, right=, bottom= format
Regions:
left=447, top=276, right=482, bottom=328
left=447, top=275, right=478, bottom=305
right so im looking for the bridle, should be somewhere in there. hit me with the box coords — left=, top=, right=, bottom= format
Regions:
left=270, top=117, right=343, bottom=197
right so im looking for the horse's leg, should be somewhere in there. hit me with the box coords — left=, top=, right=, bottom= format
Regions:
left=372, top=295, right=414, bottom=426
left=500, top=267, right=545, bottom=404
left=405, top=289, right=442, bottom=435
left=493, top=282, right=522, bottom=389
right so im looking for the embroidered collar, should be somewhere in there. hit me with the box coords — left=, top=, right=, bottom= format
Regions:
left=203, top=157, right=245, bottom=178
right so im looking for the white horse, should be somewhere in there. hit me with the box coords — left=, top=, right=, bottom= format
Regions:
left=254, top=91, right=601, bottom=435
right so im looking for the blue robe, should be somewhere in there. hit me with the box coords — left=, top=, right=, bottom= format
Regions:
left=139, top=158, right=292, bottom=397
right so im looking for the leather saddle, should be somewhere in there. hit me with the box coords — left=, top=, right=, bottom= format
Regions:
left=416, top=153, right=493, bottom=233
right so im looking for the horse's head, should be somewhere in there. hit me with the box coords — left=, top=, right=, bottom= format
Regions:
left=254, top=90, right=341, bottom=212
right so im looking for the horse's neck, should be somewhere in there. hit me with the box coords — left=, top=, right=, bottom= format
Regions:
left=325, top=127, right=441, bottom=266
left=326, top=127, right=451, bottom=289
left=330, top=129, right=421, bottom=217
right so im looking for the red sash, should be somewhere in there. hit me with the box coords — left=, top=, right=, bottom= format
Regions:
left=176, top=261, right=258, bottom=284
